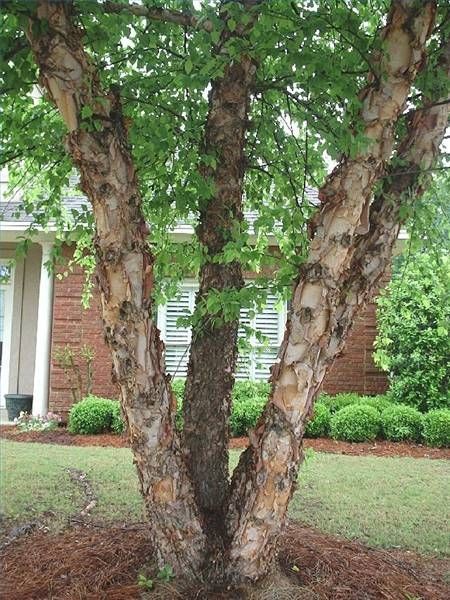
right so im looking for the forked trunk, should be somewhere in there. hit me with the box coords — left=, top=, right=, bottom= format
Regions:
left=183, top=36, right=257, bottom=537
left=226, top=0, right=437, bottom=582
left=26, top=0, right=206, bottom=575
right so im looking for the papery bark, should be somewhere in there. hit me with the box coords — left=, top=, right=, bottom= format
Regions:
left=226, top=0, right=438, bottom=582
left=183, top=23, right=257, bottom=537
left=26, top=0, right=205, bottom=575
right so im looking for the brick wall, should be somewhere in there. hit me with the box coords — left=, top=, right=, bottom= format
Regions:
left=49, top=244, right=389, bottom=416
left=49, top=245, right=118, bottom=417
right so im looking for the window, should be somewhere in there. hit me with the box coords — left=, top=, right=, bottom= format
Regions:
left=157, top=283, right=286, bottom=380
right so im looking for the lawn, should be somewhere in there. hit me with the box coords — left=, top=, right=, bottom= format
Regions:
left=1, top=440, right=449, bottom=557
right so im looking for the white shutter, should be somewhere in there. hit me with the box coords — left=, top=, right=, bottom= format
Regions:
left=158, top=286, right=195, bottom=377
left=158, top=283, right=286, bottom=381
left=253, top=294, right=285, bottom=380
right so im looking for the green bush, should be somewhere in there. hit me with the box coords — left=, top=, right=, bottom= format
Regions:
left=358, top=395, right=394, bottom=414
left=68, top=396, right=117, bottom=434
left=111, top=402, right=125, bottom=434
left=374, top=253, right=450, bottom=412
left=380, top=405, right=423, bottom=442
left=330, top=405, right=380, bottom=442
left=422, top=409, right=450, bottom=447
left=230, top=381, right=269, bottom=436
left=317, top=392, right=360, bottom=413
left=305, top=403, right=331, bottom=438
left=171, top=379, right=185, bottom=431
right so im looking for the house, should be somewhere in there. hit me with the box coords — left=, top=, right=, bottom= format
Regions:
left=0, top=189, right=390, bottom=420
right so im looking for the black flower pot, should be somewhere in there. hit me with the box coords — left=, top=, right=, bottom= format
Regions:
left=4, top=394, right=33, bottom=421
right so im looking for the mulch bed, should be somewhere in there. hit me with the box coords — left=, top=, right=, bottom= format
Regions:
left=2, top=425, right=449, bottom=459
left=1, top=521, right=448, bottom=599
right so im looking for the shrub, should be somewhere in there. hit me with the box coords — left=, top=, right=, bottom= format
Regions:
left=111, top=402, right=125, bottom=434
left=230, top=381, right=269, bottom=436
left=305, top=403, right=331, bottom=438
left=422, top=409, right=450, bottom=447
left=171, top=379, right=185, bottom=431
left=374, top=253, right=450, bottom=411
left=68, top=395, right=117, bottom=434
left=317, top=393, right=360, bottom=413
left=380, top=405, right=423, bottom=442
left=358, top=395, right=394, bottom=414
left=330, top=405, right=380, bottom=442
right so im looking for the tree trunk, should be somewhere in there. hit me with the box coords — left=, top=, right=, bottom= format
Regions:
left=25, top=0, right=206, bottom=576
left=226, top=0, right=437, bottom=582
left=183, top=34, right=257, bottom=539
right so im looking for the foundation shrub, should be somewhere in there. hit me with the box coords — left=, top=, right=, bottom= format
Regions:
left=68, top=396, right=118, bottom=434
left=305, top=403, right=332, bottom=438
left=330, top=404, right=381, bottom=442
left=422, top=409, right=450, bottom=447
left=380, top=405, right=423, bottom=442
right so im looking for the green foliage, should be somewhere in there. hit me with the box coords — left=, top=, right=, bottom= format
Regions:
left=171, top=379, right=185, bottom=431
left=374, top=253, right=450, bottom=412
left=380, top=405, right=423, bottom=443
left=230, top=381, right=269, bottom=436
left=422, top=409, right=450, bottom=448
left=68, top=396, right=119, bottom=435
left=111, top=402, right=125, bottom=435
left=317, top=392, right=361, bottom=413
left=330, top=405, right=380, bottom=442
left=305, top=403, right=331, bottom=438
left=357, top=395, right=394, bottom=414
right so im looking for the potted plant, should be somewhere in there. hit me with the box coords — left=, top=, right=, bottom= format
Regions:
left=4, top=394, right=33, bottom=421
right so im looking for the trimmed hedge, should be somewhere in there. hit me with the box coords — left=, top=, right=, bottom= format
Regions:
left=423, top=409, right=450, bottom=447
left=67, top=388, right=448, bottom=448
left=305, top=403, right=331, bottom=438
left=380, top=405, right=423, bottom=442
left=230, top=381, right=269, bottom=436
left=330, top=404, right=381, bottom=442
left=68, top=396, right=119, bottom=434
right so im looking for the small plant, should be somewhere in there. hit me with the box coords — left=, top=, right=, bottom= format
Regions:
left=137, top=573, right=154, bottom=591
left=380, top=405, right=423, bottom=442
left=14, top=411, right=62, bottom=432
left=305, top=403, right=331, bottom=438
left=53, top=344, right=95, bottom=403
left=157, top=564, right=175, bottom=583
left=230, top=381, right=269, bottom=436
left=68, top=396, right=118, bottom=434
left=422, top=409, right=450, bottom=447
left=330, top=404, right=381, bottom=442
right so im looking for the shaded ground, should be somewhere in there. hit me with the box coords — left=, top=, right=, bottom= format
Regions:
left=2, top=425, right=449, bottom=459
left=1, top=521, right=448, bottom=599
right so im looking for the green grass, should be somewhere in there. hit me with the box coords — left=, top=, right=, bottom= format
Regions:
left=1, top=440, right=449, bottom=557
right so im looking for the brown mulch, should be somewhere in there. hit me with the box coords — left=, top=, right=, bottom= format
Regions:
left=0, top=522, right=448, bottom=599
left=1, top=426, right=449, bottom=459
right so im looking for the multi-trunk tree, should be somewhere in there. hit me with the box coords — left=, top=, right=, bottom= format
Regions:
left=1, top=0, right=449, bottom=588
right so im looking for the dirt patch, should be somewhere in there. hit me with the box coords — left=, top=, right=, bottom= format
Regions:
left=0, top=522, right=448, bottom=599
left=0, top=425, right=128, bottom=448
left=303, top=437, right=450, bottom=459
left=1, top=426, right=449, bottom=459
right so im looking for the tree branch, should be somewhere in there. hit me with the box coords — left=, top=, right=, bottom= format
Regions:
left=102, top=1, right=214, bottom=32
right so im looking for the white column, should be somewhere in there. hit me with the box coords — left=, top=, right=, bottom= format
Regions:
left=32, top=242, right=54, bottom=416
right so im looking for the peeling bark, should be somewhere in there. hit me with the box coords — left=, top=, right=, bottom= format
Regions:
left=183, top=24, right=257, bottom=540
left=25, top=0, right=205, bottom=575
left=226, top=0, right=437, bottom=582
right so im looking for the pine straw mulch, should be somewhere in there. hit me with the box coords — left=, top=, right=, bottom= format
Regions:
left=1, top=521, right=449, bottom=600
left=2, top=425, right=449, bottom=459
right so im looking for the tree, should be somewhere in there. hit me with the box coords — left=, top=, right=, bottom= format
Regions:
left=1, top=0, right=449, bottom=588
